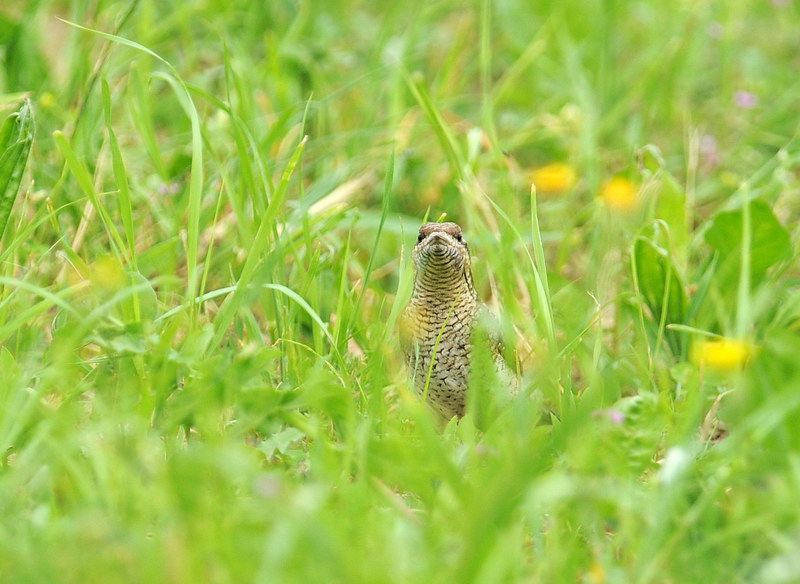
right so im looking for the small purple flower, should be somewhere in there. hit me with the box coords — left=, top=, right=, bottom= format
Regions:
left=734, top=91, right=758, bottom=109
left=700, top=134, right=719, bottom=168
left=157, top=182, right=182, bottom=196
left=608, top=409, right=626, bottom=425
left=707, top=22, right=724, bottom=40
left=254, top=474, right=282, bottom=498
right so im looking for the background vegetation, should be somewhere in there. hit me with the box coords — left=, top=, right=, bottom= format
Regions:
left=1, top=0, right=799, bottom=581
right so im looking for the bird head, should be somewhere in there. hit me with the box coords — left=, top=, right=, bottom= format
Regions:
left=412, top=222, right=473, bottom=291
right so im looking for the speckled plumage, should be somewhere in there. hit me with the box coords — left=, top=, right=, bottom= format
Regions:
left=401, top=222, right=507, bottom=419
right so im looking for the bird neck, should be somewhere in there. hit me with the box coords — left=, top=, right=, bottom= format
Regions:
left=411, top=266, right=477, bottom=306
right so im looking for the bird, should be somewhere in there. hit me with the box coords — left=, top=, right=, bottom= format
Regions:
left=400, top=221, right=513, bottom=419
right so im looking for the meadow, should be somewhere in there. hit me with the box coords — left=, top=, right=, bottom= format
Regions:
left=1, top=0, right=799, bottom=582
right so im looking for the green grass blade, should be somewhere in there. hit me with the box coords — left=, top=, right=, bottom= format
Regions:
left=52, top=130, right=126, bottom=259
left=209, top=136, right=307, bottom=351
left=61, top=19, right=205, bottom=316
left=404, top=71, right=465, bottom=182
left=736, top=189, right=752, bottom=338
left=101, top=79, right=137, bottom=269
left=529, top=185, right=556, bottom=351
left=349, top=149, right=394, bottom=338
left=0, top=99, right=34, bottom=243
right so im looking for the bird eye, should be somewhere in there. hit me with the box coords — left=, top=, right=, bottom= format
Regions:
left=417, top=233, right=424, bottom=243
left=455, top=233, right=463, bottom=242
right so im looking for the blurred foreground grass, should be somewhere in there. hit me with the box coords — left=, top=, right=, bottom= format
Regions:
left=1, top=0, right=800, bottom=582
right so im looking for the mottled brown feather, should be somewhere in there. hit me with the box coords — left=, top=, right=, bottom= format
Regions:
left=401, top=221, right=511, bottom=419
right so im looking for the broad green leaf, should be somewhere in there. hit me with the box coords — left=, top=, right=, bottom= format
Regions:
left=0, top=99, right=34, bottom=242
left=639, top=144, right=689, bottom=261
left=653, top=176, right=688, bottom=259
left=705, top=200, right=791, bottom=288
left=633, top=221, right=688, bottom=355
left=259, top=426, right=306, bottom=458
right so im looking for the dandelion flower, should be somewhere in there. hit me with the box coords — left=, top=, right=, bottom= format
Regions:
left=692, top=338, right=752, bottom=371
left=530, top=162, right=576, bottom=194
left=600, top=177, right=639, bottom=212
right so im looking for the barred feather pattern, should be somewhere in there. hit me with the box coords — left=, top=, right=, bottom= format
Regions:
left=401, top=222, right=499, bottom=419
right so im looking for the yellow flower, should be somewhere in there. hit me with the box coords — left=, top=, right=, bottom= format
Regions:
left=692, top=338, right=752, bottom=371
left=586, top=561, right=606, bottom=584
left=39, top=92, right=56, bottom=110
left=91, top=255, right=125, bottom=293
left=600, top=177, right=639, bottom=212
left=529, top=162, right=576, bottom=193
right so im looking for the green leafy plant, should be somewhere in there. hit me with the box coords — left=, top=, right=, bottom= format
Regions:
left=0, top=99, right=33, bottom=242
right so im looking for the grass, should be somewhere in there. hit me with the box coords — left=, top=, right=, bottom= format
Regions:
left=1, top=0, right=800, bottom=582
